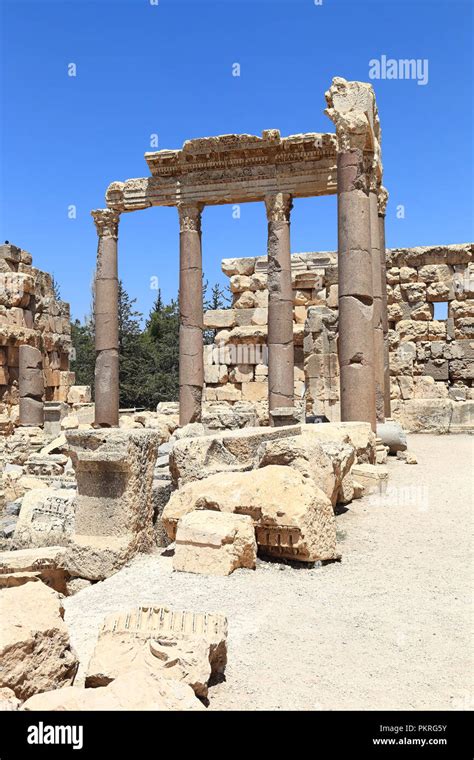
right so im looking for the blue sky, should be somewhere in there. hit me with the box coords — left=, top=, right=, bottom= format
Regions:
left=1, top=0, right=472, bottom=322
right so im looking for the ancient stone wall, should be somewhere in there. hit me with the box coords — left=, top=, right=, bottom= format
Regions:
left=203, top=243, right=473, bottom=431
left=0, top=244, right=74, bottom=433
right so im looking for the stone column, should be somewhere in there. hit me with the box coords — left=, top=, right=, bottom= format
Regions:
left=378, top=186, right=391, bottom=418
left=369, top=180, right=385, bottom=423
left=178, top=202, right=204, bottom=426
left=91, top=209, right=120, bottom=428
left=335, top=149, right=376, bottom=431
left=19, top=345, right=44, bottom=426
left=265, top=192, right=295, bottom=420
left=326, top=77, right=380, bottom=431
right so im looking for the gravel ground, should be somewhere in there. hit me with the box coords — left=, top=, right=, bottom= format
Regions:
left=64, top=434, right=473, bottom=710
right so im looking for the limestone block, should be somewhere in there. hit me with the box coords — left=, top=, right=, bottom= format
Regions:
left=0, top=687, right=20, bottom=711
left=233, top=291, right=258, bottom=309
left=241, top=381, right=267, bottom=401
left=0, top=582, right=78, bottom=700
left=174, top=511, right=256, bottom=576
left=398, top=376, right=414, bottom=399
left=204, top=363, right=219, bottom=384
left=169, top=424, right=301, bottom=487
left=450, top=300, right=474, bottom=320
left=85, top=605, right=228, bottom=697
left=396, top=320, right=429, bottom=343
left=426, top=281, right=454, bottom=302
left=13, top=488, right=76, bottom=548
left=449, top=401, right=474, bottom=432
left=255, top=363, right=268, bottom=377
left=301, top=421, right=376, bottom=464
left=250, top=272, right=267, bottom=290
left=454, top=317, right=474, bottom=339
left=386, top=267, right=400, bottom=285
left=229, top=275, right=252, bottom=293
left=327, top=284, right=339, bottom=308
left=293, top=305, right=306, bottom=324
left=401, top=282, right=426, bottom=304
left=67, top=385, right=92, bottom=404
left=392, top=398, right=454, bottom=433
left=423, top=360, right=449, bottom=381
left=64, top=429, right=159, bottom=580
left=203, top=309, right=236, bottom=329
left=0, top=546, right=68, bottom=592
left=22, top=668, right=204, bottom=711
left=230, top=364, right=253, bottom=383
left=257, top=433, right=354, bottom=507
left=411, top=303, right=433, bottom=321
left=228, top=325, right=267, bottom=344
left=163, top=465, right=337, bottom=563
left=202, top=401, right=257, bottom=431
left=413, top=376, right=449, bottom=399
left=215, top=386, right=242, bottom=402
left=449, top=359, right=474, bottom=381
left=294, top=289, right=312, bottom=305
left=351, top=464, right=389, bottom=494
left=417, top=264, right=452, bottom=284
left=222, top=257, right=256, bottom=276
left=399, top=266, right=418, bottom=283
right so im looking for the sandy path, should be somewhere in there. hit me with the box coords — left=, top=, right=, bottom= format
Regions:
left=64, top=434, right=473, bottom=710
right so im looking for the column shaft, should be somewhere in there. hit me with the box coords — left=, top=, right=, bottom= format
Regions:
left=19, top=345, right=44, bottom=426
left=378, top=187, right=391, bottom=418
left=265, top=193, right=294, bottom=419
left=337, top=150, right=376, bottom=431
left=370, top=188, right=385, bottom=422
left=178, top=203, right=204, bottom=426
left=92, top=209, right=120, bottom=428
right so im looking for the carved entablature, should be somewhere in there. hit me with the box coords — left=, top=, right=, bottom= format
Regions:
left=102, top=79, right=384, bottom=213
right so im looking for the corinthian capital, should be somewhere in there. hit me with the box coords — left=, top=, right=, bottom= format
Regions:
left=177, top=202, right=204, bottom=233
left=91, top=209, right=120, bottom=239
left=265, top=192, right=293, bottom=223
left=377, top=185, right=389, bottom=216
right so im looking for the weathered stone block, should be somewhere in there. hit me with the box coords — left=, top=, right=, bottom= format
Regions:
left=163, top=466, right=337, bottom=563
left=64, top=429, right=159, bottom=580
left=0, top=582, right=78, bottom=700
left=174, top=511, right=256, bottom=577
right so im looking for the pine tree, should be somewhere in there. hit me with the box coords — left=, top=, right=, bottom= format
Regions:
left=142, top=290, right=180, bottom=406
left=203, top=280, right=231, bottom=344
left=70, top=317, right=95, bottom=390
left=51, top=274, right=61, bottom=301
left=118, top=281, right=148, bottom=409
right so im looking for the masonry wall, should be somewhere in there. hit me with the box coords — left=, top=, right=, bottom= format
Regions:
left=0, top=244, right=74, bottom=431
left=203, top=243, right=473, bottom=431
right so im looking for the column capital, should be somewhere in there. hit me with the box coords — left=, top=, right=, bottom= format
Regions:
left=377, top=185, right=389, bottom=216
left=91, top=209, right=120, bottom=238
left=177, top=202, right=204, bottom=233
left=264, top=192, right=293, bottom=223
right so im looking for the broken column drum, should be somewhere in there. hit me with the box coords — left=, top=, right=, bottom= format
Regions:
left=19, top=345, right=44, bottom=426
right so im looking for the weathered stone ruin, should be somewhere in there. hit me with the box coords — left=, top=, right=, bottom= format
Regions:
left=0, top=76, right=471, bottom=712
left=203, top=243, right=473, bottom=433
left=0, top=243, right=74, bottom=433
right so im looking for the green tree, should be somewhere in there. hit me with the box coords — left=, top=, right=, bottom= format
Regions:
left=118, top=280, right=149, bottom=409
left=203, top=280, right=231, bottom=344
left=51, top=274, right=61, bottom=301
left=141, top=290, right=180, bottom=406
left=70, top=317, right=95, bottom=391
